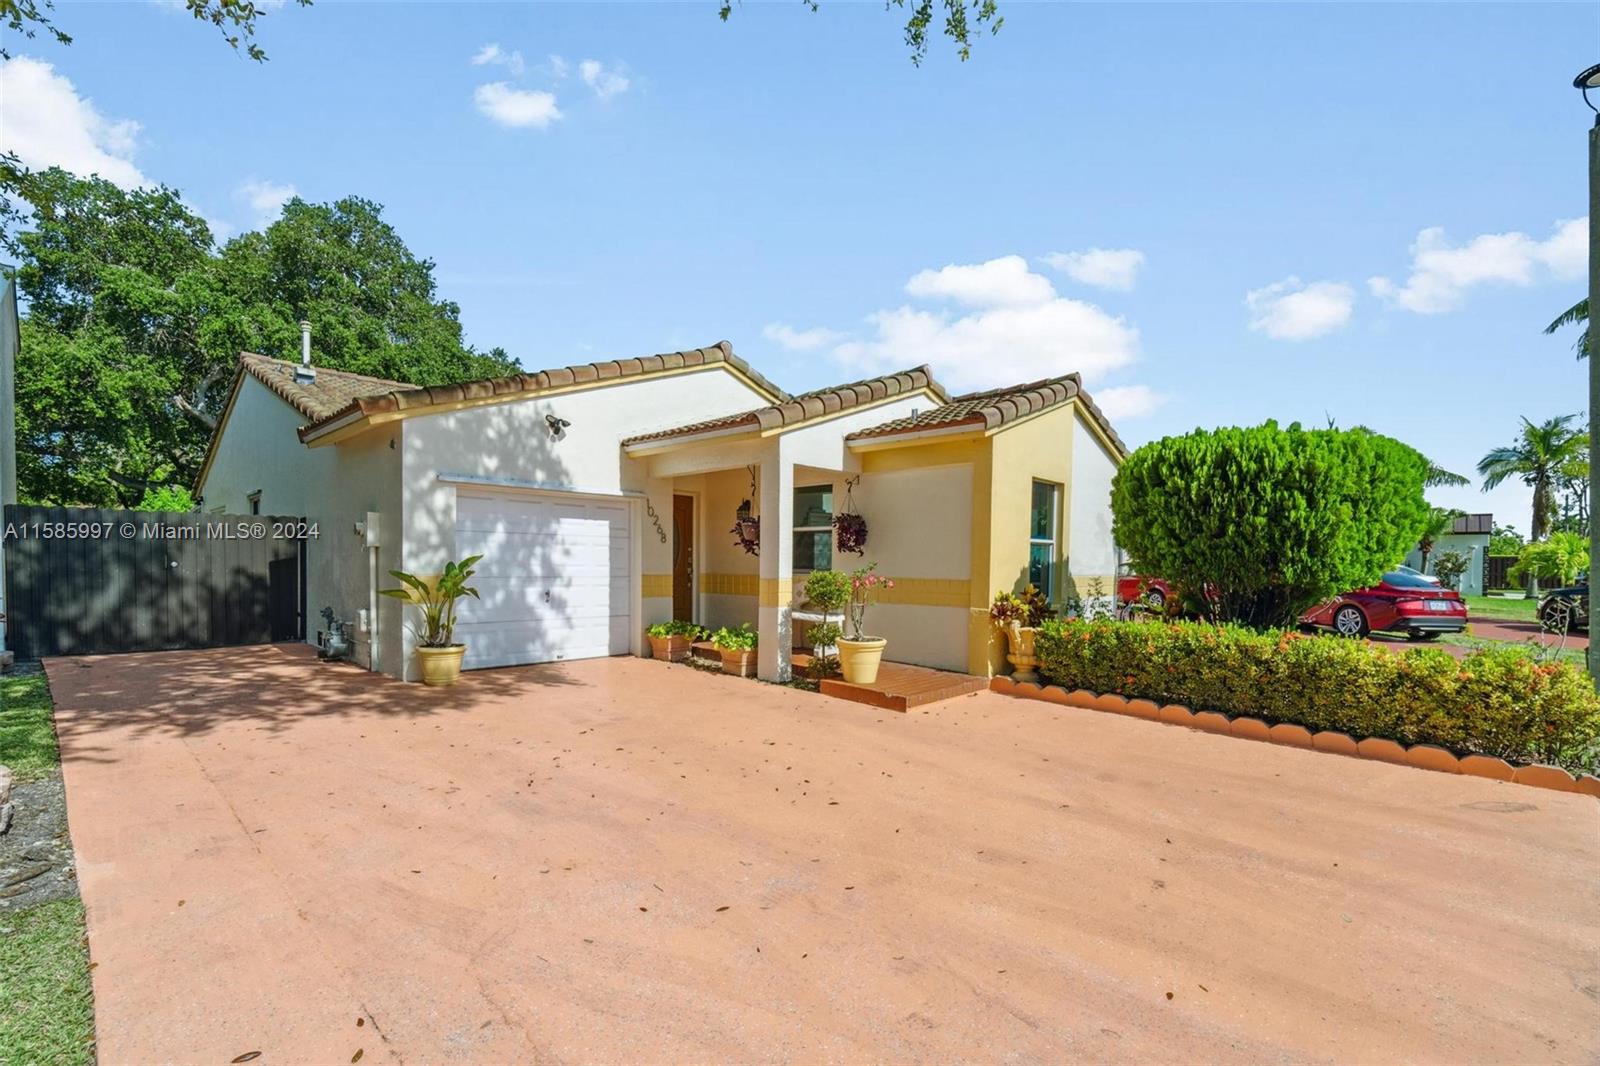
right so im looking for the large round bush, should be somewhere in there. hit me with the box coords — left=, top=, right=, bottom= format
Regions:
left=1111, top=422, right=1430, bottom=628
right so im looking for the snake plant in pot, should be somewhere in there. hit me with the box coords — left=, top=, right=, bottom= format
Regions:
left=381, top=555, right=483, bottom=686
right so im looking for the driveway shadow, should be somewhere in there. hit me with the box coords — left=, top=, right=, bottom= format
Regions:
left=43, top=643, right=584, bottom=766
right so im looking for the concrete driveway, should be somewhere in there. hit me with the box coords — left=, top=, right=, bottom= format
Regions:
left=47, top=645, right=1600, bottom=1063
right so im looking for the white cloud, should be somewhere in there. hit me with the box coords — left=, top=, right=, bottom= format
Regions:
left=763, top=323, right=846, bottom=351
left=473, top=82, right=561, bottom=129
left=578, top=59, right=629, bottom=100
left=549, top=54, right=570, bottom=79
left=1244, top=276, right=1355, bottom=341
left=470, top=43, right=524, bottom=76
left=832, top=256, right=1139, bottom=393
left=1042, top=248, right=1145, bottom=291
left=235, top=178, right=296, bottom=226
left=1369, top=218, right=1587, bottom=314
left=905, top=255, right=1056, bottom=308
left=1093, top=384, right=1165, bottom=420
left=0, top=57, right=148, bottom=188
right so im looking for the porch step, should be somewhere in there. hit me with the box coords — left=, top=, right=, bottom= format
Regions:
left=793, top=653, right=988, bottom=712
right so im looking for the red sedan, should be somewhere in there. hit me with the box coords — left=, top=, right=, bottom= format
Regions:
left=1299, top=570, right=1468, bottom=641
left=1116, top=574, right=1174, bottom=612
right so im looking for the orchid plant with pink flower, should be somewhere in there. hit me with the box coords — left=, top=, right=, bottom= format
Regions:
left=844, top=562, right=896, bottom=640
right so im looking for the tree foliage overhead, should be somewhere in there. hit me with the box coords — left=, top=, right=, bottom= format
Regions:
left=719, top=0, right=1000, bottom=63
left=1, top=0, right=310, bottom=62
left=1546, top=297, right=1589, bottom=360
left=8, top=168, right=517, bottom=507
left=1110, top=422, right=1432, bottom=629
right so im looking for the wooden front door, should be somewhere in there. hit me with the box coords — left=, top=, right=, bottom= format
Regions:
left=672, top=494, right=694, bottom=621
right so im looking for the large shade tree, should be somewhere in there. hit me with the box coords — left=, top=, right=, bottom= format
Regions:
left=1477, top=413, right=1588, bottom=544
left=8, top=168, right=517, bottom=506
left=1110, top=422, right=1432, bottom=629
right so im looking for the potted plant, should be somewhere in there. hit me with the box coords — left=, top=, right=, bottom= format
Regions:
left=802, top=568, right=852, bottom=668
left=710, top=623, right=758, bottom=677
left=990, top=584, right=1055, bottom=682
left=837, top=563, right=895, bottom=684
left=381, top=555, right=483, bottom=686
left=646, top=619, right=703, bottom=662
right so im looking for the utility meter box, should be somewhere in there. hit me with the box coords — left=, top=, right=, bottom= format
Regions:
left=361, top=512, right=381, bottom=548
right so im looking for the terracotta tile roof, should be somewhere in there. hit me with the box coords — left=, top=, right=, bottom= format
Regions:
left=299, top=340, right=784, bottom=438
left=846, top=373, right=1127, bottom=456
left=239, top=353, right=414, bottom=424
left=620, top=366, right=947, bottom=447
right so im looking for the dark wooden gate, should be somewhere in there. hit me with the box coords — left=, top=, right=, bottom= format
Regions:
left=1, top=505, right=306, bottom=659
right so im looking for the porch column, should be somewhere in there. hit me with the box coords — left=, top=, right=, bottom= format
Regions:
left=757, top=448, right=793, bottom=681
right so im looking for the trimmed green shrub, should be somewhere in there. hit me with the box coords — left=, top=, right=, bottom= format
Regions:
left=1110, top=422, right=1431, bottom=628
left=1035, top=619, right=1600, bottom=774
left=1509, top=532, right=1587, bottom=586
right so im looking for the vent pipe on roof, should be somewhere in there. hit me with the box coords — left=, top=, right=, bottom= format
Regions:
left=295, top=319, right=316, bottom=383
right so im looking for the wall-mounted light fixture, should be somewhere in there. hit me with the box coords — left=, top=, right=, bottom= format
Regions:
left=545, top=413, right=571, bottom=439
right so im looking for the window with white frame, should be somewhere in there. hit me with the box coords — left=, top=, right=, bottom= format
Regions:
left=1028, top=480, right=1060, bottom=595
left=793, top=484, right=833, bottom=572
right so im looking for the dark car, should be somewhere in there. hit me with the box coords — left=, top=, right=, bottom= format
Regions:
left=1538, top=583, right=1589, bottom=633
left=1299, top=569, right=1468, bottom=641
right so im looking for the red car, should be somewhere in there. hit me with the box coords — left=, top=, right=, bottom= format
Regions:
left=1116, top=574, right=1174, bottom=612
left=1299, top=569, right=1468, bottom=641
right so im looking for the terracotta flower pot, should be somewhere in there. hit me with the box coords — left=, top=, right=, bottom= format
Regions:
left=647, top=633, right=693, bottom=663
left=718, top=647, right=757, bottom=677
left=417, top=644, right=466, bottom=686
left=1004, top=624, right=1038, bottom=683
left=837, top=637, right=887, bottom=684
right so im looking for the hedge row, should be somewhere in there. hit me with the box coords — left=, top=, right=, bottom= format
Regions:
left=1035, top=619, right=1600, bottom=775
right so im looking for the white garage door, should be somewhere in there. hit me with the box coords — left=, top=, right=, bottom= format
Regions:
left=452, top=491, right=632, bottom=670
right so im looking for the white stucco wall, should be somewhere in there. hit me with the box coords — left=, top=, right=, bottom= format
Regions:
left=399, top=366, right=772, bottom=676
left=1405, top=533, right=1489, bottom=596
left=1068, top=408, right=1120, bottom=611
left=198, top=375, right=405, bottom=671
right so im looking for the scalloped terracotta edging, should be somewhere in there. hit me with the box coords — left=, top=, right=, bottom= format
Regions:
left=987, top=678, right=1593, bottom=798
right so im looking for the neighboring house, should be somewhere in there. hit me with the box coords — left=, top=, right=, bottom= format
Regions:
left=1405, top=512, right=1492, bottom=596
left=196, top=338, right=1125, bottom=682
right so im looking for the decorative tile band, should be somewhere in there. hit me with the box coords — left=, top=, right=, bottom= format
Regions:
left=988, top=676, right=1600, bottom=799
left=874, top=578, right=972, bottom=609
left=758, top=577, right=794, bottom=607
left=641, top=573, right=672, bottom=598
left=702, top=572, right=758, bottom=597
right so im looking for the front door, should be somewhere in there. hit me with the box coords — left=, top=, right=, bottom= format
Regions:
left=672, top=494, right=694, bottom=621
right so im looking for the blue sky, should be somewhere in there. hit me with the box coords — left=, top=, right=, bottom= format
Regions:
left=3, top=1, right=1596, bottom=531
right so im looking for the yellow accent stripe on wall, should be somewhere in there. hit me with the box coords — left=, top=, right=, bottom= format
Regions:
left=875, top=578, right=972, bottom=609
left=702, top=572, right=758, bottom=597
left=758, top=577, right=794, bottom=607
left=641, top=573, right=673, bottom=598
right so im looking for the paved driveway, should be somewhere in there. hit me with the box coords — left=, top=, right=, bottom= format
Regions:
left=47, top=645, right=1600, bottom=1063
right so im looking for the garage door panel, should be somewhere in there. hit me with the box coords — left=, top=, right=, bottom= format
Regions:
left=453, top=491, right=632, bottom=670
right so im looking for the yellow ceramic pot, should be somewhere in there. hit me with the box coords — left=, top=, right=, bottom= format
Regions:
left=417, top=644, right=466, bottom=686
left=1004, top=624, right=1038, bottom=683
left=836, top=637, right=887, bottom=684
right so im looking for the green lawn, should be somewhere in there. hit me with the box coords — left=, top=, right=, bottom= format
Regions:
left=0, top=675, right=60, bottom=781
left=0, top=899, right=96, bottom=1065
left=0, top=673, right=96, bottom=1064
left=1463, top=594, right=1538, bottom=623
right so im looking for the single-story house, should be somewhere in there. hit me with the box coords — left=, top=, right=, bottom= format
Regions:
left=1405, top=512, right=1492, bottom=596
left=195, top=336, right=1125, bottom=682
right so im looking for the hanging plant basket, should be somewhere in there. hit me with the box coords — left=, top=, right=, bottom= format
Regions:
left=834, top=476, right=868, bottom=555
left=731, top=498, right=760, bottom=555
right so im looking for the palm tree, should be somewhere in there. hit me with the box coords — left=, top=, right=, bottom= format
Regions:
left=1546, top=298, right=1589, bottom=359
left=1415, top=506, right=1461, bottom=574
left=1478, top=414, right=1588, bottom=546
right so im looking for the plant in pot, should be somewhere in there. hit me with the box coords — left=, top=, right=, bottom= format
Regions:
left=802, top=568, right=852, bottom=670
left=646, top=619, right=704, bottom=662
left=837, top=563, right=895, bottom=684
left=990, top=584, right=1055, bottom=682
left=381, top=555, right=483, bottom=686
left=710, top=623, right=758, bottom=677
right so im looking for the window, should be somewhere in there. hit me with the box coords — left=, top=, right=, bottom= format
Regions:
left=793, top=484, right=833, bottom=572
left=247, top=490, right=262, bottom=516
left=1028, top=481, right=1060, bottom=595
